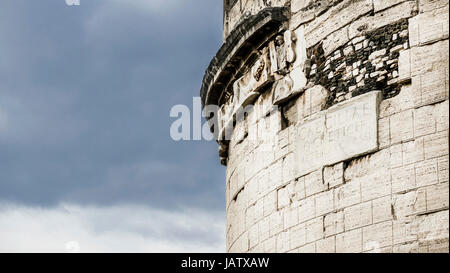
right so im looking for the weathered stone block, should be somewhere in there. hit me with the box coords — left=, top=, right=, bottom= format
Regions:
left=335, top=181, right=361, bottom=211
left=417, top=210, right=449, bottom=251
left=390, top=109, right=414, bottom=144
left=289, top=222, right=306, bottom=249
left=363, top=221, right=393, bottom=251
left=415, top=158, right=439, bottom=187
left=426, top=182, right=449, bottom=212
left=316, top=236, right=336, bottom=253
left=323, top=162, right=344, bottom=188
left=437, top=155, right=449, bottom=183
left=349, top=1, right=417, bottom=39
left=391, top=164, right=416, bottom=193
left=393, top=219, right=418, bottom=245
left=403, top=138, right=425, bottom=166
left=373, top=0, right=411, bottom=12
left=297, top=242, right=316, bottom=253
left=284, top=206, right=299, bottom=229
left=269, top=211, right=284, bottom=236
left=304, top=169, right=325, bottom=197
left=418, top=0, right=449, bottom=13
left=414, top=105, right=436, bottom=137
left=361, top=172, right=391, bottom=202
left=392, top=190, right=427, bottom=219
left=324, top=210, right=345, bottom=237
left=295, top=91, right=381, bottom=177
left=434, top=100, right=449, bottom=132
left=315, top=190, right=335, bottom=216
left=298, top=196, right=316, bottom=223
left=336, top=228, right=363, bottom=253
left=373, top=196, right=393, bottom=224
left=305, top=0, right=373, bottom=48
left=378, top=117, right=391, bottom=149
left=410, top=40, right=449, bottom=77
left=409, top=6, right=449, bottom=47
left=263, top=191, right=278, bottom=217
left=398, top=49, right=411, bottom=83
left=306, top=217, right=324, bottom=243
left=276, top=230, right=290, bottom=253
left=344, top=201, right=373, bottom=230
left=424, top=131, right=449, bottom=160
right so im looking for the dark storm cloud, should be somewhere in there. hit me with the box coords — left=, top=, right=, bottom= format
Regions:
left=0, top=0, right=225, bottom=209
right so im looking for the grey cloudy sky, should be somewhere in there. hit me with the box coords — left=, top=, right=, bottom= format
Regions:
left=0, top=0, right=225, bottom=252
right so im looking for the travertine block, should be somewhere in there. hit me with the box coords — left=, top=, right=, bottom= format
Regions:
left=276, top=230, right=290, bottom=253
left=373, top=196, right=393, bottom=224
left=402, top=138, right=425, bottom=166
left=417, top=210, right=449, bottom=249
left=284, top=206, right=299, bottom=229
left=263, top=236, right=276, bottom=252
left=316, top=236, right=336, bottom=253
left=322, top=26, right=350, bottom=57
left=263, top=191, right=277, bottom=217
left=305, top=0, right=373, bottom=48
left=291, top=0, right=309, bottom=13
left=306, top=217, right=324, bottom=243
left=390, top=143, right=403, bottom=168
left=415, top=158, right=439, bottom=187
left=249, top=223, right=259, bottom=249
left=335, top=180, right=361, bottom=209
left=390, top=109, right=414, bottom=144
left=424, top=130, right=449, bottom=160
left=393, top=219, right=418, bottom=245
left=410, top=40, right=449, bottom=77
left=315, top=190, right=335, bottom=216
left=418, top=0, right=449, bottom=13
left=409, top=6, right=449, bottom=47
left=296, top=91, right=381, bottom=177
left=298, top=196, right=316, bottom=223
left=344, top=202, right=373, bottom=230
left=426, top=182, right=449, bottom=212
left=361, top=172, right=391, bottom=202
left=363, top=221, right=393, bottom=251
left=391, top=164, right=416, bottom=193
left=378, top=117, right=391, bottom=149
left=309, top=85, right=328, bottom=115
left=297, top=242, right=316, bottom=253
left=324, top=211, right=345, bottom=237
left=336, top=228, right=363, bottom=253
left=282, top=152, right=296, bottom=184
left=293, top=177, right=306, bottom=201
left=392, top=190, right=427, bottom=219
left=277, top=184, right=292, bottom=210
left=437, top=155, right=449, bottom=183
left=289, top=222, right=306, bottom=249
left=373, top=0, right=411, bottom=12
left=304, top=170, right=325, bottom=197
left=398, top=49, right=411, bottom=83
left=434, top=100, right=449, bottom=132
left=414, top=105, right=436, bottom=138
left=349, top=1, right=417, bottom=39
left=323, top=162, right=344, bottom=188
left=269, top=211, right=284, bottom=236
left=258, top=217, right=271, bottom=242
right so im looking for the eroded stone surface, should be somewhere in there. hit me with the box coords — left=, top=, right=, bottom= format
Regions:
left=295, top=91, right=381, bottom=177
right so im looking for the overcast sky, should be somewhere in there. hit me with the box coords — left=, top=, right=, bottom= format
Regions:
left=0, top=0, right=225, bottom=252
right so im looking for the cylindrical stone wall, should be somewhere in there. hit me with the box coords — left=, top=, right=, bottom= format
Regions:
left=204, top=0, right=449, bottom=253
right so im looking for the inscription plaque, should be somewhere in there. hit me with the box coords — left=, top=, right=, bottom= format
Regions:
left=295, top=91, right=382, bottom=177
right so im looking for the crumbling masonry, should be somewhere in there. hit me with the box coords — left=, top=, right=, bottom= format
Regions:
left=201, top=0, right=449, bottom=253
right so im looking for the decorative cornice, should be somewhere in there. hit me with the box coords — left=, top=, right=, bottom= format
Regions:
left=200, top=7, right=289, bottom=109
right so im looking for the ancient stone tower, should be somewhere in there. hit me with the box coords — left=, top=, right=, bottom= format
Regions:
left=201, top=0, right=449, bottom=253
